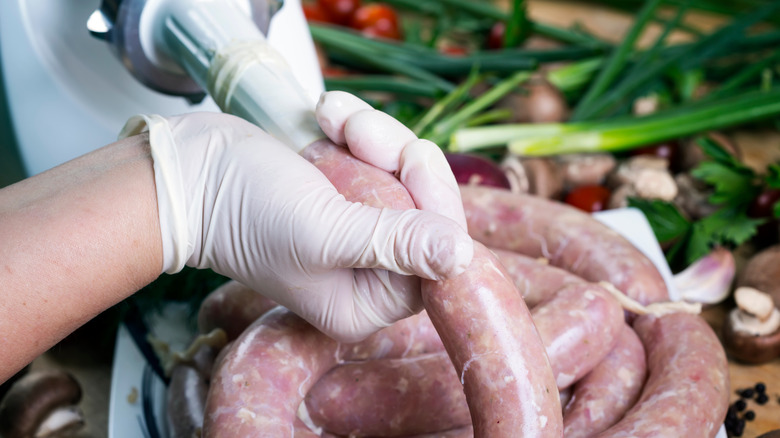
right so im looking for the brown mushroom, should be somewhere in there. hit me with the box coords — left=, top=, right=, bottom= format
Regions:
left=0, top=369, right=84, bottom=438
left=721, top=287, right=780, bottom=364
left=738, top=244, right=780, bottom=309
left=497, top=77, right=570, bottom=124
left=500, top=155, right=564, bottom=199
left=678, top=131, right=741, bottom=172
left=557, top=153, right=617, bottom=189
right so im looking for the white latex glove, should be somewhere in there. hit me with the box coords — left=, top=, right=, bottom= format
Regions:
left=120, top=102, right=472, bottom=342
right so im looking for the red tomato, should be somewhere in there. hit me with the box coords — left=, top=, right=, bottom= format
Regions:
left=303, top=3, right=334, bottom=23
left=351, top=4, right=402, bottom=40
left=317, top=0, right=361, bottom=25
left=487, top=22, right=505, bottom=50
left=564, top=185, right=612, bottom=213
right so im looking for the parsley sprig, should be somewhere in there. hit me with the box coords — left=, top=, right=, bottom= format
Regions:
left=629, top=137, right=774, bottom=270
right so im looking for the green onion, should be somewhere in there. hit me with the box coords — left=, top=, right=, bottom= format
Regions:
left=324, top=76, right=442, bottom=98
left=450, top=87, right=780, bottom=155
left=422, top=70, right=532, bottom=145
left=570, top=0, right=664, bottom=121
left=412, top=70, right=483, bottom=135
left=572, top=2, right=780, bottom=120
left=503, top=0, right=530, bottom=48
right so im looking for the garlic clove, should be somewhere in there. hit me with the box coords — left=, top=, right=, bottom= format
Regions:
left=673, top=248, right=735, bottom=305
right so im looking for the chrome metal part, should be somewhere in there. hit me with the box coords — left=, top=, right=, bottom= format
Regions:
left=88, top=0, right=282, bottom=101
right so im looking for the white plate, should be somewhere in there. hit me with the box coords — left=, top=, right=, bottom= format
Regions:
left=108, top=208, right=726, bottom=438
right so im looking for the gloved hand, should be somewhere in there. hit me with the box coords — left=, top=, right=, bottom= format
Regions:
left=120, top=92, right=473, bottom=342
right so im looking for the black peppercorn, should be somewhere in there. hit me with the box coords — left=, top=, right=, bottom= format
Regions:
left=755, top=382, right=766, bottom=394
left=740, top=388, right=755, bottom=399
left=744, top=410, right=756, bottom=421
left=735, top=399, right=747, bottom=411
left=757, top=393, right=769, bottom=405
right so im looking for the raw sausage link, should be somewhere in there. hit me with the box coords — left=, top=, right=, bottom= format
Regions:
left=310, top=141, right=562, bottom=437
left=460, top=185, right=668, bottom=305
left=491, top=248, right=585, bottom=308
left=197, top=280, right=279, bottom=340
left=562, top=324, right=646, bottom=438
left=206, top=142, right=563, bottom=436
left=305, top=283, right=622, bottom=436
left=204, top=307, right=451, bottom=436
left=204, top=307, right=340, bottom=436
left=306, top=353, right=470, bottom=437
left=530, top=283, right=624, bottom=389
left=422, top=243, right=562, bottom=437
left=596, top=313, right=729, bottom=438
left=167, top=346, right=219, bottom=438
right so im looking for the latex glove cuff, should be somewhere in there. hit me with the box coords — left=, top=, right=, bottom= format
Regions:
left=120, top=115, right=191, bottom=274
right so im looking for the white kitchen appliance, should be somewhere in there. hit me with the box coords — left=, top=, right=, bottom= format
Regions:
left=0, top=0, right=324, bottom=177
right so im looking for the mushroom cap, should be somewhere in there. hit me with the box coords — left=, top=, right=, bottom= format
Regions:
left=721, top=309, right=780, bottom=364
left=0, top=370, right=82, bottom=438
left=738, top=244, right=780, bottom=309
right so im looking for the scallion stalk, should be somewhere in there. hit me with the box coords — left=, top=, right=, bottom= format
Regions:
left=324, top=76, right=442, bottom=98
left=570, top=0, right=663, bottom=121
left=423, top=71, right=532, bottom=145
left=450, top=87, right=780, bottom=155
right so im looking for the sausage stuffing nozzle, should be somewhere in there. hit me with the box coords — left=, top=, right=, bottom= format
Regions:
left=86, top=0, right=282, bottom=103
left=86, top=0, right=324, bottom=152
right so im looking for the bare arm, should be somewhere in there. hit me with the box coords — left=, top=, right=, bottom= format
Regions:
left=0, top=133, right=163, bottom=382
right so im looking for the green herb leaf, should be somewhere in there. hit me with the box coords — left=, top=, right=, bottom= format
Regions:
left=691, top=137, right=759, bottom=205
left=692, top=161, right=758, bottom=205
left=701, top=207, right=763, bottom=247
left=627, top=198, right=691, bottom=243
left=765, top=163, right=780, bottom=189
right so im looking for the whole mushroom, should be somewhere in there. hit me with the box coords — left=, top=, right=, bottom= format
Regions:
left=721, top=286, right=780, bottom=364
left=0, top=369, right=84, bottom=438
left=737, top=244, right=780, bottom=308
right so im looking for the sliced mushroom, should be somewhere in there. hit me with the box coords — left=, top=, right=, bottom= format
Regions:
left=722, top=287, right=780, bottom=364
left=0, top=370, right=84, bottom=438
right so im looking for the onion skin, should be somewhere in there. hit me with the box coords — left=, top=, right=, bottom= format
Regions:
left=445, top=153, right=511, bottom=190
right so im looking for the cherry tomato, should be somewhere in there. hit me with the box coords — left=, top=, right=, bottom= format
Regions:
left=487, top=22, right=505, bottom=50
left=303, top=3, right=334, bottom=23
left=564, top=185, right=612, bottom=213
left=350, top=4, right=402, bottom=40
left=317, top=0, right=361, bottom=25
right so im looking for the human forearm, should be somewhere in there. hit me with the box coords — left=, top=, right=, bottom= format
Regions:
left=0, top=133, right=162, bottom=382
